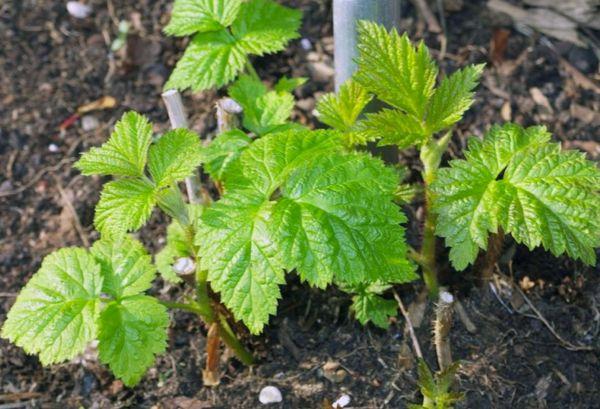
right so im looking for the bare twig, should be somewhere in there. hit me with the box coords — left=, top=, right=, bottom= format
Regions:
left=411, top=0, right=442, bottom=33
left=0, top=158, right=73, bottom=198
left=53, top=176, right=89, bottom=247
left=454, top=298, right=477, bottom=334
left=434, top=290, right=455, bottom=371
left=216, top=98, right=242, bottom=133
left=161, top=90, right=203, bottom=204
left=393, top=289, right=423, bottom=359
left=515, top=285, right=593, bottom=352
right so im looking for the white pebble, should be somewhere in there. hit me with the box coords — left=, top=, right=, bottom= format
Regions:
left=300, top=38, right=312, bottom=50
left=333, top=394, right=351, bottom=408
left=48, top=143, right=59, bottom=153
left=66, top=1, right=92, bottom=19
left=259, top=386, right=282, bottom=404
left=81, top=115, right=99, bottom=131
left=173, top=257, right=195, bottom=275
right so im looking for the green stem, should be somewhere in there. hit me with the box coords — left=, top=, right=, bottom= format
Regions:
left=195, top=267, right=215, bottom=322
left=218, top=314, right=255, bottom=365
left=245, top=58, right=261, bottom=81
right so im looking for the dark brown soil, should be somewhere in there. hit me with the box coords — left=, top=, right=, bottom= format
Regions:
left=1, top=1, right=599, bottom=408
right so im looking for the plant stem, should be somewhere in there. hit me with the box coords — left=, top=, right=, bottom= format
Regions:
left=245, top=58, right=261, bottom=82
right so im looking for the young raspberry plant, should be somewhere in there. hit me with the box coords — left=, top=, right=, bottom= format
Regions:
left=316, top=21, right=600, bottom=298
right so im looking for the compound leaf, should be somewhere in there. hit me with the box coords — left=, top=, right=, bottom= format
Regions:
left=165, top=0, right=242, bottom=36
left=98, top=295, right=169, bottom=387
left=75, top=112, right=152, bottom=178
left=316, top=79, right=372, bottom=131
left=95, top=178, right=157, bottom=236
left=426, top=64, right=484, bottom=134
left=148, top=128, right=203, bottom=187
left=201, top=129, right=252, bottom=181
left=231, top=0, right=302, bottom=56
left=432, top=124, right=600, bottom=270
left=165, top=29, right=247, bottom=92
left=91, top=236, right=156, bottom=298
left=1, top=248, right=103, bottom=365
left=355, top=21, right=437, bottom=118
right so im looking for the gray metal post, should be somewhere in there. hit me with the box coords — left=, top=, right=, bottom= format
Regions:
left=333, top=0, right=402, bottom=90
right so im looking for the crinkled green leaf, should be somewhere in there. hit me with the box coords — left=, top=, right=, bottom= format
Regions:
left=231, top=0, right=302, bottom=56
left=432, top=124, right=600, bottom=270
left=164, top=0, right=242, bottom=36
left=274, top=76, right=307, bottom=93
left=95, top=178, right=157, bottom=236
left=355, top=21, right=437, bottom=117
left=229, top=75, right=294, bottom=135
left=91, top=236, right=156, bottom=298
left=426, top=64, right=484, bottom=134
left=75, top=112, right=152, bottom=177
left=98, top=295, right=169, bottom=387
left=201, top=129, right=251, bottom=181
left=156, top=205, right=202, bottom=283
left=165, top=29, right=247, bottom=92
left=198, top=129, right=416, bottom=333
left=352, top=292, right=397, bottom=329
left=148, top=128, right=203, bottom=187
left=1, top=248, right=103, bottom=365
left=198, top=190, right=285, bottom=334
left=356, top=108, right=427, bottom=148
left=316, top=79, right=373, bottom=144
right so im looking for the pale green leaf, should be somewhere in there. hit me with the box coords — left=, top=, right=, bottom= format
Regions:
left=432, top=124, right=600, bottom=270
left=355, top=21, right=438, bottom=117
left=148, top=128, right=203, bottom=187
left=75, top=112, right=153, bottom=177
left=1, top=248, right=103, bottom=365
left=98, top=295, right=169, bottom=387
left=95, top=178, right=157, bottom=236
left=201, top=129, right=251, bottom=181
left=355, top=108, right=427, bottom=148
left=274, top=76, right=307, bottom=93
left=197, top=190, right=285, bottom=334
left=352, top=292, right=397, bottom=329
left=91, top=236, right=156, bottom=298
left=316, top=79, right=373, bottom=134
left=426, top=64, right=484, bottom=134
left=229, top=75, right=294, bottom=135
left=165, top=0, right=242, bottom=36
left=165, top=29, right=247, bottom=92
left=231, top=0, right=302, bottom=56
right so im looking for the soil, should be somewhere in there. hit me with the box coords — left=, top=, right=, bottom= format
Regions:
left=1, top=0, right=599, bottom=408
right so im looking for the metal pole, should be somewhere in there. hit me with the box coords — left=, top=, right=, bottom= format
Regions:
left=333, top=0, right=402, bottom=90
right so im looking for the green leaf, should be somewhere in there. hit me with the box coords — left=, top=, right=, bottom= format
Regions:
left=91, top=236, right=156, bottom=298
left=432, top=124, right=600, bottom=270
left=1, top=248, right=103, bottom=365
left=165, top=29, right=247, bottom=92
left=95, top=178, right=157, bottom=236
left=197, top=190, right=285, bottom=334
left=274, top=76, right=307, bottom=93
left=231, top=0, right=302, bottom=56
left=156, top=205, right=202, bottom=283
left=75, top=112, right=153, bottom=178
left=272, top=153, right=415, bottom=287
left=164, top=0, right=242, bottom=36
left=352, top=292, right=397, bottom=329
left=98, top=295, right=169, bottom=387
left=198, top=129, right=416, bottom=333
left=426, top=64, right=484, bottom=134
left=148, top=128, right=203, bottom=187
left=355, top=21, right=438, bottom=117
left=356, top=108, right=427, bottom=148
left=316, top=79, right=373, bottom=134
left=229, top=75, right=294, bottom=135
left=201, top=129, right=252, bottom=181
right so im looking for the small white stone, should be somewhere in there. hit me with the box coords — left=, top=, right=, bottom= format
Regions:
left=300, top=38, right=312, bottom=50
left=173, top=257, right=195, bottom=275
left=81, top=115, right=99, bottom=131
left=66, top=1, right=92, bottom=19
left=439, top=291, right=454, bottom=304
left=259, top=386, right=282, bottom=404
left=48, top=143, right=59, bottom=153
left=333, top=394, right=351, bottom=408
